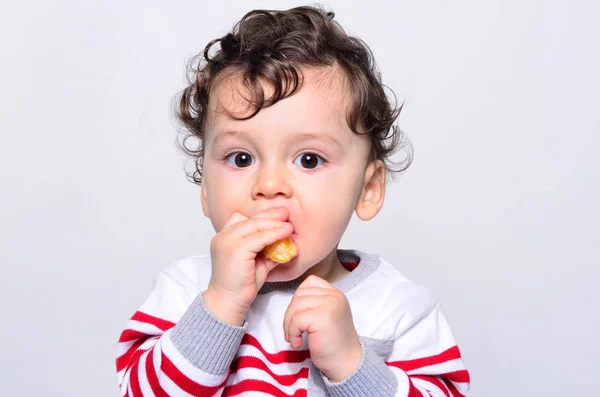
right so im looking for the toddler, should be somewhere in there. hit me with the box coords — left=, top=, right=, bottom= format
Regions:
left=116, top=5, right=470, bottom=396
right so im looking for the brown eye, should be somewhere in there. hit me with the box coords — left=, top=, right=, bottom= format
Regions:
left=294, top=153, right=324, bottom=169
left=226, top=152, right=254, bottom=168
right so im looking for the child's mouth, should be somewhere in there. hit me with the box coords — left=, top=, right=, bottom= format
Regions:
left=291, top=232, right=299, bottom=243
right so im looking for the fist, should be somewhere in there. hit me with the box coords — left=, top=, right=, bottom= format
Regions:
left=283, top=275, right=362, bottom=382
left=204, top=208, right=293, bottom=326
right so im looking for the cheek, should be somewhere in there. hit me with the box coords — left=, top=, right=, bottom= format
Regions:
left=309, top=167, right=363, bottom=210
left=298, top=172, right=361, bottom=242
left=205, top=172, right=249, bottom=232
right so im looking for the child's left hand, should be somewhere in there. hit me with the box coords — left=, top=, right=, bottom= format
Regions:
left=283, top=275, right=362, bottom=382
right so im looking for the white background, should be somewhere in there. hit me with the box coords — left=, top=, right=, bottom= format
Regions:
left=1, top=0, right=598, bottom=395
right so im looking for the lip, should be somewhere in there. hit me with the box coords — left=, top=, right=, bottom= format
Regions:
left=291, top=232, right=299, bottom=243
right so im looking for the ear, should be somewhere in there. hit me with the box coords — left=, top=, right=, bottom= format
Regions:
left=354, top=160, right=386, bottom=221
left=200, top=180, right=210, bottom=218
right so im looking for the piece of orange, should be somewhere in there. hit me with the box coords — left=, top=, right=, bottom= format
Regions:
left=261, top=237, right=297, bottom=263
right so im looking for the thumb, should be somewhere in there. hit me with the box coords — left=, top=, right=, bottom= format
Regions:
left=223, top=212, right=248, bottom=229
left=255, top=255, right=281, bottom=289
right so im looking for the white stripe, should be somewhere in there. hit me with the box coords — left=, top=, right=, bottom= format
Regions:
left=229, top=392, right=299, bottom=397
left=236, top=343, right=311, bottom=374
left=117, top=368, right=126, bottom=387
left=450, top=380, right=470, bottom=394
left=414, top=383, right=433, bottom=396
left=159, top=331, right=229, bottom=387
left=137, top=350, right=157, bottom=397
left=117, top=336, right=159, bottom=366
left=116, top=321, right=164, bottom=358
left=388, top=369, right=411, bottom=396
left=153, top=338, right=227, bottom=397
left=149, top=345, right=195, bottom=397
left=406, top=358, right=465, bottom=377
left=117, top=340, right=137, bottom=358
left=127, top=319, right=164, bottom=336
left=139, top=336, right=159, bottom=351
left=120, top=366, right=132, bottom=395
left=225, top=366, right=308, bottom=394
left=412, top=376, right=450, bottom=396
left=154, top=365, right=203, bottom=397
left=116, top=346, right=154, bottom=377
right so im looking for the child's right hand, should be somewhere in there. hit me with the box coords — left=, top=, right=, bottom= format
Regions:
left=203, top=208, right=293, bottom=326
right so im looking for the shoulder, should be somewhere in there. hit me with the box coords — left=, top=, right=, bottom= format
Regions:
left=156, top=254, right=213, bottom=298
left=371, top=256, right=437, bottom=314
left=348, top=250, right=437, bottom=316
left=347, top=251, right=438, bottom=338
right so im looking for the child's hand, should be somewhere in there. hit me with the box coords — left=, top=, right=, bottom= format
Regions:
left=283, top=275, right=363, bottom=382
left=203, top=208, right=293, bottom=326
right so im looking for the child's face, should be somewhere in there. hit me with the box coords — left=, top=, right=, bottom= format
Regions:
left=201, top=67, right=382, bottom=281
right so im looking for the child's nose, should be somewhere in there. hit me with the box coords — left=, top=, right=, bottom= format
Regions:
left=251, top=165, right=292, bottom=199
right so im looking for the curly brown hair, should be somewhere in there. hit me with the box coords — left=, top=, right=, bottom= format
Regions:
left=174, top=4, right=413, bottom=185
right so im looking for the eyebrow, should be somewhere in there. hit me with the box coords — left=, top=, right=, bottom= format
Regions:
left=211, top=130, right=343, bottom=148
left=211, top=130, right=243, bottom=147
left=295, top=132, right=343, bottom=148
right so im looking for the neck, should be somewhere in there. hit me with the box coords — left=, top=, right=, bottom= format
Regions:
left=296, top=246, right=349, bottom=284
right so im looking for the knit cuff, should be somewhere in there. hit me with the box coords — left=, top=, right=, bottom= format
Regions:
left=322, top=338, right=398, bottom=397
left=170, top=291, right=247, bottom=375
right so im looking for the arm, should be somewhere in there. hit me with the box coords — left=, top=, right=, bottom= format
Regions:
left=117, top=208, right=295, bottom=396
left=116, top=271, right=247, bottom=397
left=322, top=302, right=470, bottom=397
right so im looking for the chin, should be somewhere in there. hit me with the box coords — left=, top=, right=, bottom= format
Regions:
left=265, top=257, right=306, bottom=282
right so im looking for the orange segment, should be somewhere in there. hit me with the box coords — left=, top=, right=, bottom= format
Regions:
left=261, top=237, right=297, bottom=263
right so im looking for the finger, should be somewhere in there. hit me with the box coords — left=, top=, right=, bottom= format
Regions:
left=254, top=256, right=281, bottom=288
left=222, top=212, right=248, bottom=229
left=292, top=286, right=331, bottom=298
left=221, top=208, right=287, bottom=232
left=286, top=309, right=317, bottom=350
left=226, top=217, right=292, bottom=240
left=241, top=223, right=293, bottom=253
left=298, top=274, right=333, bottom=289
left=283, top=294, right=326, bottom=342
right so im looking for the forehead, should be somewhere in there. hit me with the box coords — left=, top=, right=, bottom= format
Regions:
left=205, top=65, right=355, bottom=140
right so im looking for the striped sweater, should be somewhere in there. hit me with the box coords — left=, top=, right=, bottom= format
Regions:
left=116, top=249, right=470, bottom=396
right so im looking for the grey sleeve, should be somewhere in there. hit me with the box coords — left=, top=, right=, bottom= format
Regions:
left=321, top=338, right=398, bottom=397
left=169, top=291, right=248, bottom=375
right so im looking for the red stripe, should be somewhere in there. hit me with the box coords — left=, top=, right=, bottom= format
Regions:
left=117, top=311, right=173, bottom=372
left=387, top=346, right=462, bottom=372
left=444, top=378, right=467, bottom=397
left=242, top=334, right=310, bottom=364
left=118, top=344, right=153, bottom=395
left=117, top=311, right=173, bottom=374
left=129, top=359, right=143, bottom=397
left=444, top=370, right=470, bottom=383
left=161, top=351, right=228, bottom=396
left=117, top=339, right=146, bottom=373
left=124, top=345, right=151, bottom=378
left=408, top=379, right=425, bottom=397
left=119, top=329, right=148, bottom=343
left=222, top=379, right=307, bottom=397
left=145, top=348, right=169, bottom=397
left=131, top=311, right=175, bottom=331
left=230, top=355, right=309, bottom=386
left=342, top=260, right=359, bottom=271
left=411, top=376, right=451, bottom=397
